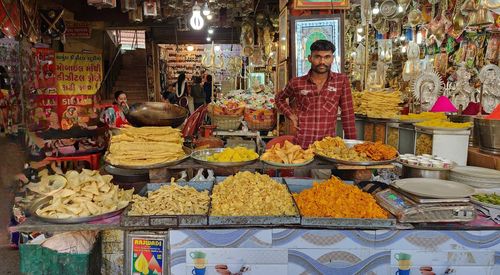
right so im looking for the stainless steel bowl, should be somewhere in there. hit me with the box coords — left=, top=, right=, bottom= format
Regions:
left=402, top=166, right=450, bottom=180
left=126, top=102, right=188, bottom=128
left=474, top=117, right=500, bottom=155
left=449, top=115, right=478, bottom=146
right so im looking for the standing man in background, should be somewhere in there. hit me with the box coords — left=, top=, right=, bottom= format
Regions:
left=275, top=39, right=356, bottom=149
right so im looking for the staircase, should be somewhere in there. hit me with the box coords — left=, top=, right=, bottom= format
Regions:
left=113, top=49, right=148, bottom=104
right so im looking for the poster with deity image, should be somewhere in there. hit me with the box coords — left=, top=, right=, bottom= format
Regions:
left=291, top=15, right=343, bottom=77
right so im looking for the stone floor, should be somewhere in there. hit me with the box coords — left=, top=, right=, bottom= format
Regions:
left=0, top=136, right=25, bottom=274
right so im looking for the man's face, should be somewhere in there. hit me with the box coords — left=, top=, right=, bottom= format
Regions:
left=308, top=50, right=334, bottom=74
left=117, top=93, right=127, bottom=106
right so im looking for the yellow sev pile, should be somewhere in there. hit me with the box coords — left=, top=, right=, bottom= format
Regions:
left=293, top=177, right=388, bottom=219
left=106, top=126, right=185, bottom=166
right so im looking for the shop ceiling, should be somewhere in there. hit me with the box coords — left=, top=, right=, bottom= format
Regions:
left=51, top=0, right=279, bottom=44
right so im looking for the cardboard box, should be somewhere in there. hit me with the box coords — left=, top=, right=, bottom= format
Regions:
left=467, top=147, right=500, bottom=170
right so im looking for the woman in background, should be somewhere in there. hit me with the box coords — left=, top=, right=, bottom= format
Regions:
left=100, top=90, right=129, bottom=128
left=191, top=76, right=205, bottom=110
left=204, top=74, right=213, bottom=104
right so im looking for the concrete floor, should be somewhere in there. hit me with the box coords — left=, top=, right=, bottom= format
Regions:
left=0, top=136, right=25, bottom=274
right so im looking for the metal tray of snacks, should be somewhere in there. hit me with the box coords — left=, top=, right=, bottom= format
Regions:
left=121, top=181, right=213, bottom=227
left=191, top=148, right=258, bottom=167
left=314, top=139, right=398, bottom=166
left=261, top=158, right=314, bottom=167
left=30, top=196, right=128, bottom=224
left=285, top=179, right=396, bottom=229
left=208, top=177, right=301, bottom=226
left=105, top=147, right=191, bottom=170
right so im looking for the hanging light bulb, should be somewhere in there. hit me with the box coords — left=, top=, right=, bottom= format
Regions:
left=190, top=2, right=204, bottom=30
left=187, top=45, right=194, bottom=51
left=206, top=14, right=213, bottom=20
left=208, top=28, right=214, bottom=34
left=373, top=3, right=380, bottom=15
left=202, top=2, right=210, bottom=16
left=206, top=37, right=211, bottom=42
left=214, top=45, right=221, bottom=51
left=397, top=5, right=404, bottom=13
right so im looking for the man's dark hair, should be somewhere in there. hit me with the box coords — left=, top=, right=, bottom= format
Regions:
left=114, top=90, right=126, bottom=100
left=206, top=75, right=212, bottom=82
left=310, top=40, right=336, bottom=53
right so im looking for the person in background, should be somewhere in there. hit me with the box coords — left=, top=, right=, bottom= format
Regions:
left=191, top=76, right=205, bottom=110
left=100, top=90, right=129, bottom=128
left=204, top=74, right=213, bottom=104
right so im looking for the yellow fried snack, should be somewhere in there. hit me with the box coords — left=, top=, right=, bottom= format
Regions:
left=211, top=172, right=298, bottom=216
left=399, top=112, right=446, bottom=121
left=206, top=146, right=258, bottom=162
left=357, top=90, right=401, bottom=119
left=293, top=177, right=388, bottom=219
left=129, top=179, right=209, bottom=215
left=415, top=119, right=472, bottom=129
left=261, top=141, right=314, bottom=164
left=311, top=137, right=368, bottom=162
left=106, top=126, right=185, bottom=166
left=35, top=169, right=133, bottom=218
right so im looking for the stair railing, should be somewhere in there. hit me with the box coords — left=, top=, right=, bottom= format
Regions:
left=98, top=44, right=123, bottom=101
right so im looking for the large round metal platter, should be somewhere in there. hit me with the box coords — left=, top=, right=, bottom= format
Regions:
left=315, top=153, right=398, bottom=166
left=451, top=166, right=500, bottom=179
left=261, top=158, right=314, bottom=167
left=398, top=118, right=426, bottom=124
left=30, top=196, right=128, bottom=224
left=414, top=125, right=472, bottom=131
left=314, top=139, right=398, bottom=166
left=393, top=178, right=475, bottom=199
left=397, top=160, right=456, bottom=171
left=104, top=147, right=191, bottom=170
left=191, top=148, right=258, bottom=167
left=470, top=195, right=500, bottom=210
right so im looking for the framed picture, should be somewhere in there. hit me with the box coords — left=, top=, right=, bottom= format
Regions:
left=277, top=61, right=288, bottom=92
left=293, top=0, right=350, bottom=10
left=291, top=14, right=344, bottom=77
left=247, top=72, right=266, bottom=88
left=278, top=8, right=288, bottom=63
left=279, top=0, right=288, bottom=11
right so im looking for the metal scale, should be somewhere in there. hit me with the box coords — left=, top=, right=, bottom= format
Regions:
left=375, top=186, right=476, bottom=223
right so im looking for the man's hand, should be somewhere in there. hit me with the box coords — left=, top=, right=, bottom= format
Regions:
left=289, top=113, right=300, bottom=130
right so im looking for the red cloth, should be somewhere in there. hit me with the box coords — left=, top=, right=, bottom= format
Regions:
left=112, top=105, right=128, bottom=128
left=275, top=71, right=356, bottom=148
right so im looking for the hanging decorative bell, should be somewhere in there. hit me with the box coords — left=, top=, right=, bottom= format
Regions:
left=461, top=0, right=479, bottom=13
left=468, top=4, right=494, bottom=27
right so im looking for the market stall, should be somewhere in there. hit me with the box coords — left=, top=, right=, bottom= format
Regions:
left=3, top=0, right=500, bottom=274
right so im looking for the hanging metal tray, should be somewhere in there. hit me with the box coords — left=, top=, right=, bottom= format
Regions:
left=285, top=178, right=396, bottom=229
left=30, top=196, right=128, bottom=224
left=121, top=181, right=213, bottom=227
left=208, top=177, right=301, bottom=226
left=104, top=147, right=191, bottom=170
left=191, top=148, right=258, bottom=167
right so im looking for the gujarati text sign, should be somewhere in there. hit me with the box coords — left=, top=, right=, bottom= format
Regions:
left=56, top=52, right=102, bottom=95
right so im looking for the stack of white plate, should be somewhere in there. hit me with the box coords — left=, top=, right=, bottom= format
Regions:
left=450, top=166, right=500, bottom=188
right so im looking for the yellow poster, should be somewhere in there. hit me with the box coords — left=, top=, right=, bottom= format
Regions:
left=55, top=52, right=102, bottom=95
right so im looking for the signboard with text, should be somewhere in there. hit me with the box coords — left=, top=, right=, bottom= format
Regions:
left=130, top=237, right=165, bottom=275
left=55, top=52, right=102, bottom=95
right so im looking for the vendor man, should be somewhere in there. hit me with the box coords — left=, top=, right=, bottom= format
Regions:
left=276, top=40, right=356, bottom=149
